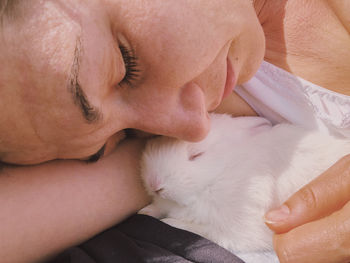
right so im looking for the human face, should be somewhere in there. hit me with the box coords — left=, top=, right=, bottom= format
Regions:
left=0, top=0, right=265, bottom=164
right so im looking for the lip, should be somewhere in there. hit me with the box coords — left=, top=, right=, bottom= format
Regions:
left=222, top=57, right=236, bottom=101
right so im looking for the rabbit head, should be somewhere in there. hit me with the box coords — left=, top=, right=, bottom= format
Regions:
left=140, top=113, right=272, bottom=206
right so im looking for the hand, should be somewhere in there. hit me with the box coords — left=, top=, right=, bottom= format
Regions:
left=264, top=154, right=350, bottom=263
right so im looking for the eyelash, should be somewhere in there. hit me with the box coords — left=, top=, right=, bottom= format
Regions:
left=119, top=44, right=140, bottom=87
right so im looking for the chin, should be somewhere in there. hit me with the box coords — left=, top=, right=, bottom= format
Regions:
left=233, top=34, right=266, bottom=84
left=237, top=55, right=265, bottom=84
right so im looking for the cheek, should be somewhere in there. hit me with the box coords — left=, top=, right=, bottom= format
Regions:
left=2, top=146, right=57, bottom=165
left=50, top=114, right=124, bottom=159
left=232, top=18, right=266, bottom=84
left=128, top=2, right=234, bottom=84
left=102, top=131, right=127, bottom=156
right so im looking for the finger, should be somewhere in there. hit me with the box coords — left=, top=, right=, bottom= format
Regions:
left=265, top=154, right=350, bottom=233
left=273, top=201, right=350, bottom=263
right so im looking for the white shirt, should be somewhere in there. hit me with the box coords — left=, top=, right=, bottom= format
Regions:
left=236, top=61, right=350, bottom=138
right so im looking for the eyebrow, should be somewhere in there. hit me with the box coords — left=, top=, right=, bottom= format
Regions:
left=68, top=37, right=102, bottom=124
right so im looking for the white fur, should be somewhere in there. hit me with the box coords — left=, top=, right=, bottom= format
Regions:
left=139, top=113, right=350, bottom=263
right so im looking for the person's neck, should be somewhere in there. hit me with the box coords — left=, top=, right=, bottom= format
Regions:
left=253, top=0, right=290, bottom=71
left=252, top=0, right=268, bottom=18
left=253, top=0, right=350, bottom=95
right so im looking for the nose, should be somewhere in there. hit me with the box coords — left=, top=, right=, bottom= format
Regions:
left=175, top=81, right=211, bottom=141
left=173, top=112, right=211, bottom=142
left=130, top=82, right=211, bottom=142
left=136, top=110, right=211, bottom=142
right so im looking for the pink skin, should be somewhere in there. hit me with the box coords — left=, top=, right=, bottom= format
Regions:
left=222, top=58, right=236, bottom=100
left=0, top=0, right=265, bottom=164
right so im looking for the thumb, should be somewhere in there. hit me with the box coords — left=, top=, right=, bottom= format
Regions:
left=264, top=154, right=350, bottom=234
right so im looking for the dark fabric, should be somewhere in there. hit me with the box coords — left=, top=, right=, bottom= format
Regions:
left=48, top=214, right=244, bottom=263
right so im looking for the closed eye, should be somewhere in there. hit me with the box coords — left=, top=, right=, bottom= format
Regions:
left=119, top=44, right=140, bottom=88
left=189, top=152, right=204, bottom=161
left=85, top=144, right=106, bottom=163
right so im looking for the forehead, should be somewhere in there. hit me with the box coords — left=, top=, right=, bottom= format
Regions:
left=0, top=1, right=114, bottom=162
left=4, top=1, right=112, bottom=112
left=13, top=4, right=81, bottom=120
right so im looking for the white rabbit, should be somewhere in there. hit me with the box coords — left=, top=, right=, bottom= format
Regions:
left=139, top=113, right=350, bottom=263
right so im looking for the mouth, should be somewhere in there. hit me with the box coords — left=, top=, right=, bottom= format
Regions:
left=208, top=57, right=237, bottom=111
left=222, top=57, right=236, bottom=101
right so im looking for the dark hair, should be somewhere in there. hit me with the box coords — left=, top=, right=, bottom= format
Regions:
left=0, top=0, right=20, bottom=21
left=0, top=0, right=9, bottom=18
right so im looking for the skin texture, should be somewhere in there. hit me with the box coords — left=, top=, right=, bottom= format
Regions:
left=266, top=155, right=350, bottom=263
left=0, top=0, right=265, bottom=164
left=0, top=1, right=265, bottom=262
left=0, top=139, right=151, bottom=263
left=0, top=0, right=349, bottom=262
left=257, top=1, right=350, bottom=262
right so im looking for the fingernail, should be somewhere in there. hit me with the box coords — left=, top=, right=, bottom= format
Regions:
left=264, top=205, right=290, bottom=224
